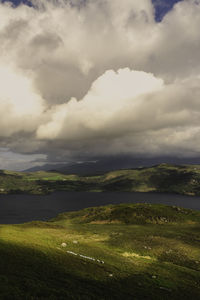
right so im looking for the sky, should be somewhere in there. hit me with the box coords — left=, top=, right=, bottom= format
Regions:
left=0, top=0, right=200, bottom=170
left=152, top=0, right=183, bottom=21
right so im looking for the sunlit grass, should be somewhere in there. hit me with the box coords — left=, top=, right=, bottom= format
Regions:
left=0, top=203, right=200, bottom=299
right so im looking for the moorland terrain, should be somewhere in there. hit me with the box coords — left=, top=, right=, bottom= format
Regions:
left=1, top=164, right=200, bottom=195
left=0, top=203, right=200, bottom=299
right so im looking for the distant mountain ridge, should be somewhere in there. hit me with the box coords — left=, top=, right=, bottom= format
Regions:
left=23, top=156, right=200, bottom=175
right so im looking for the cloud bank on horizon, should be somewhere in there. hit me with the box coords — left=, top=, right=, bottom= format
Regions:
left=0, top=0, right=200, bottom=169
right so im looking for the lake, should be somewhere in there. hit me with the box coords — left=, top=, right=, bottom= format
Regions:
left=0, top=192, right=200, bottom=224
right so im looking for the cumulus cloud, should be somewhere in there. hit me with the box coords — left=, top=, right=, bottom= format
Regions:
left=0, top=65, right=45, bottom=136
left=0, top=0, right=200, bottom=168
left=37, top=68, right=164, bottom=140
left=0, top=0, right=157, bottom=103
left=36, top=69, right=200, bottom=158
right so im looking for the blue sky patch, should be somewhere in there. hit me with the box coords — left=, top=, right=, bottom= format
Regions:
left=152, top=0, right=183, bottom=21
left=2, top=0, right=183, bottom=22
left=1, top=0, right=32, bottom=7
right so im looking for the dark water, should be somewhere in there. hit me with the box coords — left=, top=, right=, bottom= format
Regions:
left=0, top=192, right=200, bottom=224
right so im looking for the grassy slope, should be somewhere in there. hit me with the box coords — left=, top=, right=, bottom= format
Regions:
left=1, top=163, right=200, bottom=195
left=0, top=203, right=200, bottom=299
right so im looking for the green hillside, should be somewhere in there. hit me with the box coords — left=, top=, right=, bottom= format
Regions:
left=1, top=163, right=200, bottom=195
left=0, top=203, right=200, bottom=299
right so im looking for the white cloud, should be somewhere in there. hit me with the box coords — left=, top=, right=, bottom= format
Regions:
left=36, top=68, right=200, bottom=158
left=0, top=0, right=200, bottom=168
left=37, top=68, right=164, bottom=140
left=0, top=64, right=45, bottom=136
